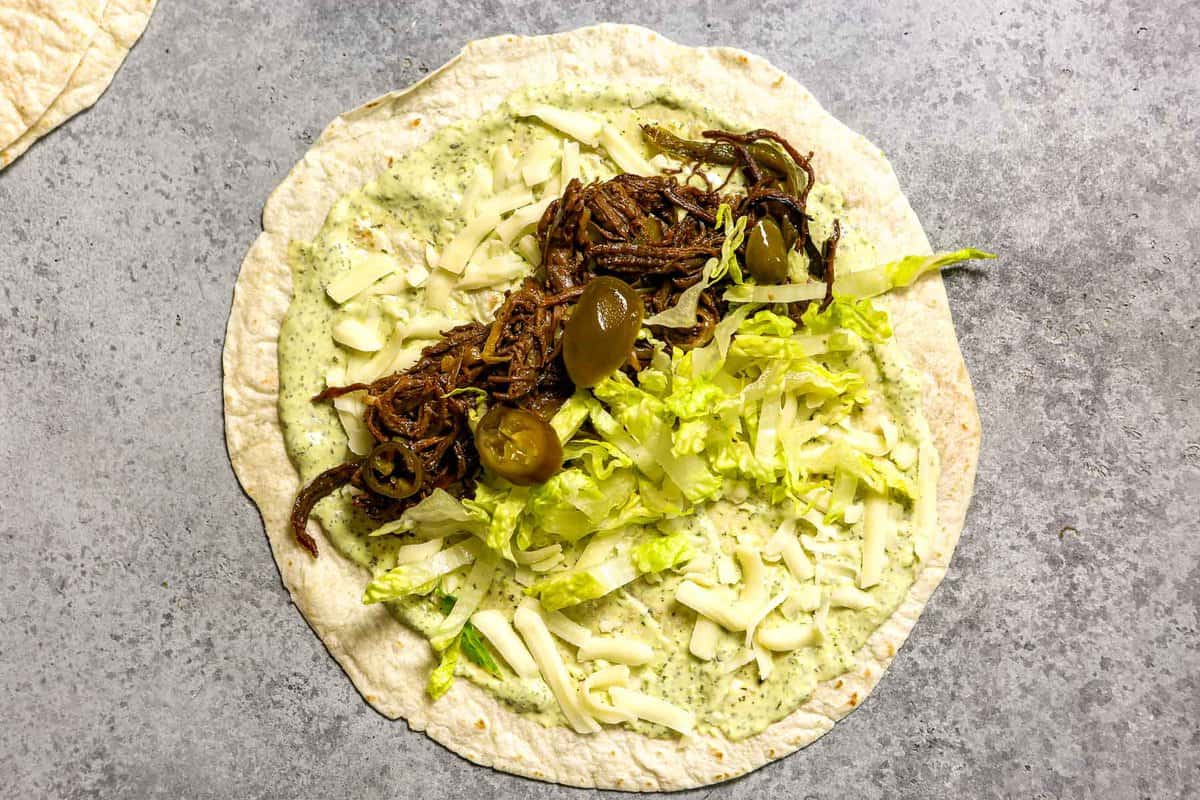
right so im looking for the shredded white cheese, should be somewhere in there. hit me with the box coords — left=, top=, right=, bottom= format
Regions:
left=560, top=139, right=581, bottom=185
left=515, top=234, right=541, bottom=267
left=495, top=196, right=555, bottom=244
left=734, top=547, right=767, bottom=611
left=756, top=621, right=820, bottom=651
left=523, top=104, right=602, bottom=146
left=458, top=164, right=493, bottom=217
left=783, top=584, right=822, bottom=616
left=830, top=584, right=875, bottom=610
left=512, top=606, right=599, bottom=734
left=326, top=253, right=398, bottom=304
left=436, top=214, right=501, bottom=275
left=720, top=648, right=756, bottom=675
left=577, top=637, right=653, bottom=666
left=780, top=537, right=815, bottom=582
left=744, top=591, right=789, bottom=650
left=754, top=643, right=774, bottom=681
left=859, top=492, right=890, bottom=589
left=675, top=581, right=748, bottom=631
left=476, top=185, right=536, bottom=217
left=689, top=616, right=721, bottom=661
left=913, top=441, right=939, bottom=562
left=470, top=609, right=539, bottom=679
left=608, top=687, right=694, bottom=736
left=519, top=135, right=562, bottom=187
left=762, top=519, right=797, bottom=562
left=491, top=143, right=518, bottom=191
left=891, top=440, right=917, bottom=471
left=578, top=665, right=634, bottom=724
left=530, top=552, right=564, bottom=572
left=599, top=125, right=655, bottom=175
left=529, top=603, right=592, bottom=648
left=574, top=530, right=622, bottom=570
left=330, top=316, right=384, bottom=352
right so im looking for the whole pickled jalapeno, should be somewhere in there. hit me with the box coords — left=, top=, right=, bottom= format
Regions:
left=745, top=217, right=790, bottom=284
left=473, top=405, right=563, bottom=485
left=562, top=276, right=644, bottom=388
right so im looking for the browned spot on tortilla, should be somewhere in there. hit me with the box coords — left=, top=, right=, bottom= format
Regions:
left=772, top=76, right=784, bottom=87
left=767, top=749, right=777, bottom=757
left=850, top=692, right=859, bottom=707
left=709, top=748, right=724, bottom=761
left=887, top=643, right=896, bottom=656
left=410, top=118, right=422, bottom=128
left=737, top=55, right=748, bottom=64
left=366, top=694, right=376, bottom=702
left=365, top=100, right=381, bottom=109
left=475, top=719, right=486, bottom=730
left=834, top=679, right=844, bottom=689
left=714, top=773, right=727, bottom=781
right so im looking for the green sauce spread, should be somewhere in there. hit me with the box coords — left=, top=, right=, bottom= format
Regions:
left=277, top=83, right=933, bottom=739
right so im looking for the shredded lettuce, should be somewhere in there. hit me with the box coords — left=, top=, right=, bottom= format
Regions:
left=529, top=531, right=692, bottom=611
left=371, top=489, right=489, bottom=539
left=460, top=625, right=502, bottom=678
left=710, top=204, right=747, bottom=284
left=800, top=296, right=893, bottom=342
left=836, top=248, right=995, bottom=297
left=642, top=260, right=717, bottom=328
left=549, top=392, right=591, bottom=442
left=427, top=638, right=460, bottom=700
left=561, top=439, right=633, bottom=478
left=362, top=540, right=481, bottom=604
left=437, top=594, right=502, bottom=678
left=466, top=483, right=529, bottom=556
left=527, top=556, right=639, bottom=611
left=725, top=248, right=995, bottom=304
left=592, top=372, right=723, bottom=503
left=630, top=531, right=694, bottom=573
left=525, top=469, right=636, bottom=541
left=642, top=205, right=747, bottom=328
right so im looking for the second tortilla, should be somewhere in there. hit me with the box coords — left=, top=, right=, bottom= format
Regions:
left=0, top=0, right=156, bottom=168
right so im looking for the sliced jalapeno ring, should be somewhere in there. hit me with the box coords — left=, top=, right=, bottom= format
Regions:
left=362, top=440, right=424, bottom=499
left=474, top=405, right=563, bottom=486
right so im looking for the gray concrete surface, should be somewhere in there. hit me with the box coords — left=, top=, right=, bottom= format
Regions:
left=1, top=1, right=1197, bottom=797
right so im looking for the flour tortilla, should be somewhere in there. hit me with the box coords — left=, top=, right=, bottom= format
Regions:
left=0, top=0, right=107, bottom=152
left=223, top=24, right=980, bottom=791
left=0, top=0, right=155, bottom=169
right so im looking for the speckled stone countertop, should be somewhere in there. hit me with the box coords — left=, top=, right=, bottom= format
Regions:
left=1, top=2, right=1196, bottom=798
